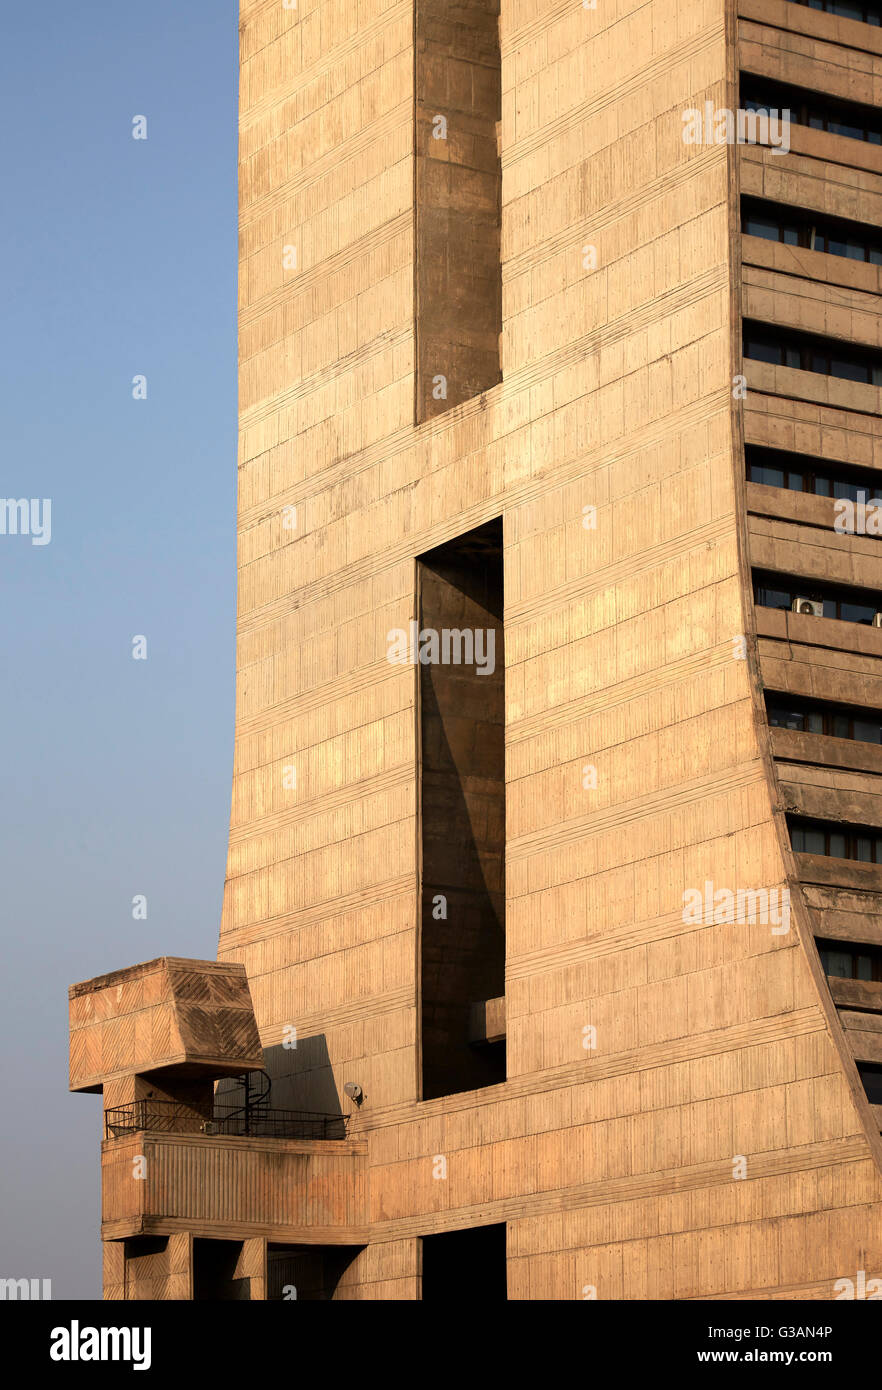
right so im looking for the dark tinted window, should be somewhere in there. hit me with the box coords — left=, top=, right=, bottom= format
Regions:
left=753, top=571, right=882, bottom=625
left=803, top=0, right=882, bottom=22
left=817, top=940, right=882, bottom=981
left=790, top=818, right=882, bottom=861
left=742, top=198, right=882, bottom=265
left=745, top=444, right=882, bottom=504
left=766, top=698, right=882, bottom=743
left=743, top=322, right=882, bottom=387
left=858, top=1065, right=882, bottom=1105
left=741, top=76, right=882, bottom=144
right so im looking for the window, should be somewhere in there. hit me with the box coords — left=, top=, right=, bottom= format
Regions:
left=744, top=204, right=801, bottom=247
left=418, top=519, right=505, bottom=1099
left=741, top=76, right=882, bottom=145
left=753, top=570, right=881, bottom=625
left=743, top=322, right=882, bottom=387
left=797, top=0, right=882, bottom=25
left=816, top=939, right=882, bottom=981
left=766, top=695, right=882, bottom=744
left=857, top=1063, right=882, bottom=1105
left=746, top=444, right=882, bottom=504
left=742, top=198, right=882, bottom=266
left=789, top=817, right=882, bottom=861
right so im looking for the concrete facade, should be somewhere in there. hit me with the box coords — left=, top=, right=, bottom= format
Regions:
left=70, top=0, right=882, bottom=1299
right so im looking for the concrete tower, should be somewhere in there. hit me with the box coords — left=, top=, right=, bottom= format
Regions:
left=71, top=0, right=882, bottom=1299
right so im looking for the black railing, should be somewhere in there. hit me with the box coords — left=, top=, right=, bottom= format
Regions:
left=213, top=1105, right=348, bottom=1140
left=104, top=1100, right=349, bottom=1142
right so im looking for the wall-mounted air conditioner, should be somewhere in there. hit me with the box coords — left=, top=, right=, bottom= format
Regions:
left=792, top=598, right=823, bottom=617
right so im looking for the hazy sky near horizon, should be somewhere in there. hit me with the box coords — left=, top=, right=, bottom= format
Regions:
left=1, top=2, right=239, bottom=1295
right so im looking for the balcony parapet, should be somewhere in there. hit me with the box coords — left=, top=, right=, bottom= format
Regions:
left=101, top=1129, right=368, bottom=1242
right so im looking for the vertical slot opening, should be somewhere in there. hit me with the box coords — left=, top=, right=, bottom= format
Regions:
left=414, top=0, right=502, bottom=421
left=418, top=518, right=505, bottom=1099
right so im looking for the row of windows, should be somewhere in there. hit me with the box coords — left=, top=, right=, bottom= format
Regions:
left=790, top=818, right=882, bottom=861
left=753, top=571, right=881, bottom=625
left=742, top=197, right=882, bottom=267
left=756, top=586, right=878, bottom=623
left=817, top=939, right=882, bottom=982
left=795, top=0, right=882, bottom=24
left=741, top=76, right=882, bottom=145
left=745, top=444, right=882, bottom=504
left=743, top=323, right=882, bottom=387
left=767, top=697, right=882, bottom=744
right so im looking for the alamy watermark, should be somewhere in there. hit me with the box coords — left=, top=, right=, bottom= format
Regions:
left=682, top=103, right=790, bottom=155
left=387, top=622, right=496, bottom=676
left=682, top=880, right=790, bottom=934
left=50, top=1321, right=151, bottom=1370
left=833, top=1270, right=881, bottom=1299
left=833, top=493, right=882, bottom=535
left=0, top=1277, right=51, bottom=1300
left=0, top=498, right=51, bottom=545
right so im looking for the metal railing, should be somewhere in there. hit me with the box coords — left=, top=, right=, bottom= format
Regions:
left=104, top=1100, right=349, bottom=1142
left=213, top=1105, right=349, bottom=1140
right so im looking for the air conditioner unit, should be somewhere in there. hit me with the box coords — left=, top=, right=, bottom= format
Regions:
left=792, top=598, right=823, bottom=617
left=873, top=612, right=882, bottom=628
left=201, top=1121, right=217, bottom=1135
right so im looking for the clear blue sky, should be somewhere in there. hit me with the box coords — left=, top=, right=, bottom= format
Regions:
left=0, top=2, right=238, bottom=1296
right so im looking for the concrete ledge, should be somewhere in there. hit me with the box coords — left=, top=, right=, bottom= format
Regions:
left=739, top=0, right=882, bottom=58
left=755, top=604, right=882, bottom=656
left=469, top=995, right=506, bottom=1045
left=829, top=976, right=882, bottom=1012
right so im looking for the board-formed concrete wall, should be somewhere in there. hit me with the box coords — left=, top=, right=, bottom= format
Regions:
left=222, top=0, right=882, bottom=1298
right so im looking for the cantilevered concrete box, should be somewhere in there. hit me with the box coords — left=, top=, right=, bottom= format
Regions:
left=69, top=957, right=263, bottom=1093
